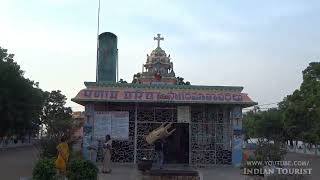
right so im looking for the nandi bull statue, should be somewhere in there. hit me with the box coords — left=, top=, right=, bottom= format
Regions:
left=145, top=122, right=176, bottom=144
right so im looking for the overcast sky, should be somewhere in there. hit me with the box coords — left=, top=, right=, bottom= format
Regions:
left=1, top=0, right=319, bottom=111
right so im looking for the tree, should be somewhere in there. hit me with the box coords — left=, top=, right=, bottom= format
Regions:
left=176, top=76, right=191, bottom=85
left=243, top=108, right=285, bottom=142
left=41, top=90, right=73, bottom=139
left=39, top=90, right=74, bottom=157
left=132, top=73, right=141, bottom=84
left=0, top=46, right=44, bottom=138
left=242, top=110, right=258, bottom=141
left=279, top=62, right=320, bottom=145
left=300, top=62, right=320, bottom=144
left=118, top=78, right=127, bottom=83
left=279, top=90, right=307, bottom=143
left=243, top=62, right=320, bottom=160
left=243, top=108, right=286, bottom=161
left=257, top=109, right=285, bottom=142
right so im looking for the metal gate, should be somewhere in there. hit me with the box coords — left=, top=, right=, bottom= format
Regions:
left=136, top=105, right=177, bottom=161
left=97, top=103, right=232, bottom=165
left=190, top=105, right=232, bottom=165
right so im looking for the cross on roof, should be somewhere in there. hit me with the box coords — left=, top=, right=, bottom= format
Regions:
left=154, top=34, right=164, bottom=48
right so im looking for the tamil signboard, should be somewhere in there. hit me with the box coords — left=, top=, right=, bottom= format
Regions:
left=94, top=111, right=129, bottom=140
left=74, top=87, right=256, bottom=105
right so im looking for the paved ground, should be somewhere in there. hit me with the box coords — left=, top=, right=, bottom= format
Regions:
left=97, top=164, right=247, bottom=180
left=0, top=145, right=39, bottom=180
left=284, top=152, right=320, bottom=180
left=97, top=152, right=320, bottom=180
left=1, top=146, right=319, bottom=180
left=98, top=164, right=142, bottom=180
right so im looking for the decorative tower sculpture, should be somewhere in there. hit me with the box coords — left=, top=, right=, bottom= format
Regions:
left=133, top=34, right=177, bottom=85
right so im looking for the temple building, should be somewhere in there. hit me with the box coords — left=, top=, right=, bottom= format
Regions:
left=72, top=32, right=256, bottom=166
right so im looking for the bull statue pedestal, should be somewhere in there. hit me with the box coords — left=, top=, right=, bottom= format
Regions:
left=138, top=123, right=176, bottom=172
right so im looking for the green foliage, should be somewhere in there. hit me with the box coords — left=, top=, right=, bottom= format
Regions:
left=243, top=109, right=287, bottom=161
left=256, top=109, right=285, bottom=142
left=243, top=62, right=320, bottom=162
left=38, top=90, right=74, bottom=158
left=244, top=62, right=320, bottom=145
left=245, top=155, right=263, bottom=170
left=243, top=108, right=285, bottom=142
left=118, top=78, right=127, bottom=83
left=243, top=111, right=257, bottom=140
left=32, top=158, right=57, bottom=180
left=41, top=90, right=73, bottom=139
left=176, top=76, right=191, bottom=85
left=67, top=159, right=98, bottom=180
left=0, top=46, right=74, bottom=140
left=68, top=146, right=82, bottom=161
left=131, top=73, right=191, bottom=85
left=39, top=137, right=59, bottom=158
left=39, top=138, right=75, bottom=159
left=132, top=73, right=141, bottom=83
left=0, top=46, right=44, bottom=137
left=254, top=140, right=286, bottom=162
left=279, top=62, right=320, bottom=144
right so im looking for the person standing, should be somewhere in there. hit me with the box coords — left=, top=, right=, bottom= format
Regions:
left=154, top=138, right=165, bottom=169
left=55, top=136, right=69, bottom=178
left=102, top=134, right=112, bottom=173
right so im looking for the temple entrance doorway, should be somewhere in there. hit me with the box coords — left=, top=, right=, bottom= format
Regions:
left=164, top=123, right=189, bottom=164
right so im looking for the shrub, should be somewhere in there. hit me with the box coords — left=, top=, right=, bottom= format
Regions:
left=254, top=140, right=286, bottom=162
left=68, top=149, right=82, bottom=161
left=39, top=137, right=74, bottom=158
left=67, top=159, right=98, bottom=180
left=245, top=155, right=262, bottom=169
left=32, top=158, right=57, bottom=180
left=39, top=137, right=59, bottom=158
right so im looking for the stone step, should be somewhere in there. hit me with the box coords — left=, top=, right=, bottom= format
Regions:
left=144, top=169, right=200, bottom=180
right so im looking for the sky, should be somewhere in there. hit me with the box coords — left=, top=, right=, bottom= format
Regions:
left=1, top=0, right=320, bottom=111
